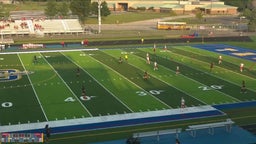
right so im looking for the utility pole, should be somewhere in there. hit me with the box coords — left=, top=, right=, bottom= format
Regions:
left=1, top=30, right=3, bottom=44
left=98, top=0, right=102, bottom=34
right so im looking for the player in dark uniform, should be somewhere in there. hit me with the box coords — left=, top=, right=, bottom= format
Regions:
left=81, top=85, right=88, bottom=100
left=33, top=55, right=37, bottom=64
left=76, top=67, right=80, bottom=77
left=119, top=56, right=123, bottom=64
left=241, top=80, right=247, bottom=93
left=210, top=62, right=214, bottom=72
left=143, top=71, right=149, bottom=80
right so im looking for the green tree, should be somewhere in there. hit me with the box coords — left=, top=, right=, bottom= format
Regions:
left=101, top=1, right=110, bottom=17
left=195, top=9, right=203, bottom=21
left=90, top=1, right=110, bottom=17
left=44, top=0, right=58, bottom=17
left=57, top=2, right=69, bottom=17
left=0, top=4, right=4, bottom=17
left=247, top=8, right=256, bottom=31
left=90, top=2, right=98, bottom=15
left=70, top=0, right=91, bottom=22
left=220, top=0, right=250, bottom=11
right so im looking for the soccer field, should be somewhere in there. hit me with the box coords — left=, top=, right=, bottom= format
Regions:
left=0, top=44, right=255, bottom=131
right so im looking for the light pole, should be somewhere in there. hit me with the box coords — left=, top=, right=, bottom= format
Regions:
left=0, top=30, right=3, bottom=44
left=98, top=0, right=102, bottom=34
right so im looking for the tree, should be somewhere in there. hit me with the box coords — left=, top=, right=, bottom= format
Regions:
left=100, top=1, right=110, bottom=17
left=90, top=2, right=98, bottom=15
left=220, top=0, right=250, bottom=11
left=70, top=0, right=91, bottom=22
left=240, top=0, right=256, bottom=31
left=57, top=2, right=69, bottom=17
left=90, top=1, right=110, bottom=17
left=247, top=8, right=256, bottom=31
left=44, top=0, right=58, bottom=18
left=195, top=9, right=203, bottom=21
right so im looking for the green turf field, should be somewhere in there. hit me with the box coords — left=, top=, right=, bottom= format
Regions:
left=0, top=44, right=255, bottom=127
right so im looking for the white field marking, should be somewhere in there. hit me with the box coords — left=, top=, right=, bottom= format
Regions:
left=0, top=58, right=4, bottom=60
left=138, top=52, right=241, bottom=103
left=0, top=48, right=99, bottom=55
left=17, top=54, right=49, bottom=121
left=173, top=48, right=256, bottom=81
left=40, top=53, right=93, bottom=117
left=128, top=54, right=209, bottom=105
left=61, top=52, right=134, bottom=113
left=171, top=51, right=256, bottom=93
left=93, top=51, right=171, bottom=109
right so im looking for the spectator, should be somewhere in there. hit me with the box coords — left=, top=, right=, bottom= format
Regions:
left=44, top=124, right=51, bottom=142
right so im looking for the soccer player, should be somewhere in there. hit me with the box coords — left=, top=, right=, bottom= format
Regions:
left=210, top=62, right=214, bottom=72
left=119, top=56, right=123, bottom=64
left=76, top=67, right=80, bottom=77
left=164, top=44, right=167, bottom=51
left=125, top=54, right=128, bottom=61
left=143, top=71, right=149, bottom=80
left=240, top=63, right=244, bottom=72
left=81, top=85, right=87, bottom=99
left=181, top=97, right=185, bottom=108
left=218, top=55, right=222, bottom=64
left=33, top=55, right=37, bottom=64
left=176, top=66, right=180, bottom=74
left=154, top=61, right=158, bottom=70
left=146, top=53, right=150, bottom=64
left=241, top=80, right=247, bottom=93
left=153, top=43, right=156, bottom=53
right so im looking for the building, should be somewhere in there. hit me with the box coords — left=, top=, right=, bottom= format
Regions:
left=0, top=0, right=12, bottom=4
left=92, top=0, right=238, bottom=15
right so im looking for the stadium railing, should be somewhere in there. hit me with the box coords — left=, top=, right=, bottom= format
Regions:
left=133, top=128, right=182, bottom=141
left=186, top=118, right=234, bottom=137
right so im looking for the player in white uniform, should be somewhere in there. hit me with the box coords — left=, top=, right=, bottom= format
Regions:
left=176, top=66, right=180, bottom=74
left=154, top=61, right=158, bottom=70
left=240, top=63, right=244, bottom=72
left=181, top=97, right=185, bottom=108
left=146, top=53, right=150, bottom=64
left=164, top=44, right=167, bottom=51
left=218, top=55, right=222, bottom=64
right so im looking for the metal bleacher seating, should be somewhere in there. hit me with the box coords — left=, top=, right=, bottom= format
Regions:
left=133, top=128, right=182, bottom=142
left=186, top=118, right=235, bottom=137
left=0, top=19, right=84, bottom=36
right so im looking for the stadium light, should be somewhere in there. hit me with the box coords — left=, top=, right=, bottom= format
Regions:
left=98, top=0, right=102, bottom=34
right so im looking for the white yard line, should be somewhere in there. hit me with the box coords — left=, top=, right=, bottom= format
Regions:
left=17, top=53, right=49, bottom=121
left=126, top=54, right=208, bottom=106
left=170, top=50, right=254, bottom=95
left=137, top=51, right=241, bottom=103
left=40, top=53, right=93, bottom=117
left=61, top=52, right=134, bottom=113
left=97, top=51, right=172, bottom=109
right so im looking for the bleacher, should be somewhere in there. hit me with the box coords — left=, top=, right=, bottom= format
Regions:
left=186, top=119, right=234, bottom=137
left=132, top=128, right=182, bottom=143
left=0, top=19, right=84, bottom=36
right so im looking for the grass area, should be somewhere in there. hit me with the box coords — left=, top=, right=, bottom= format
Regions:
left=1, top=43, right=256, bottom=144
left=2, top=2, right=46, bottom=13
left=85, top=11, right=173, bottom=24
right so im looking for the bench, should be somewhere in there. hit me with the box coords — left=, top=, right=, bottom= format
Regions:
left=186, top=119, right=234, bottom=137
left=133, top=128, right=182, bottom=142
